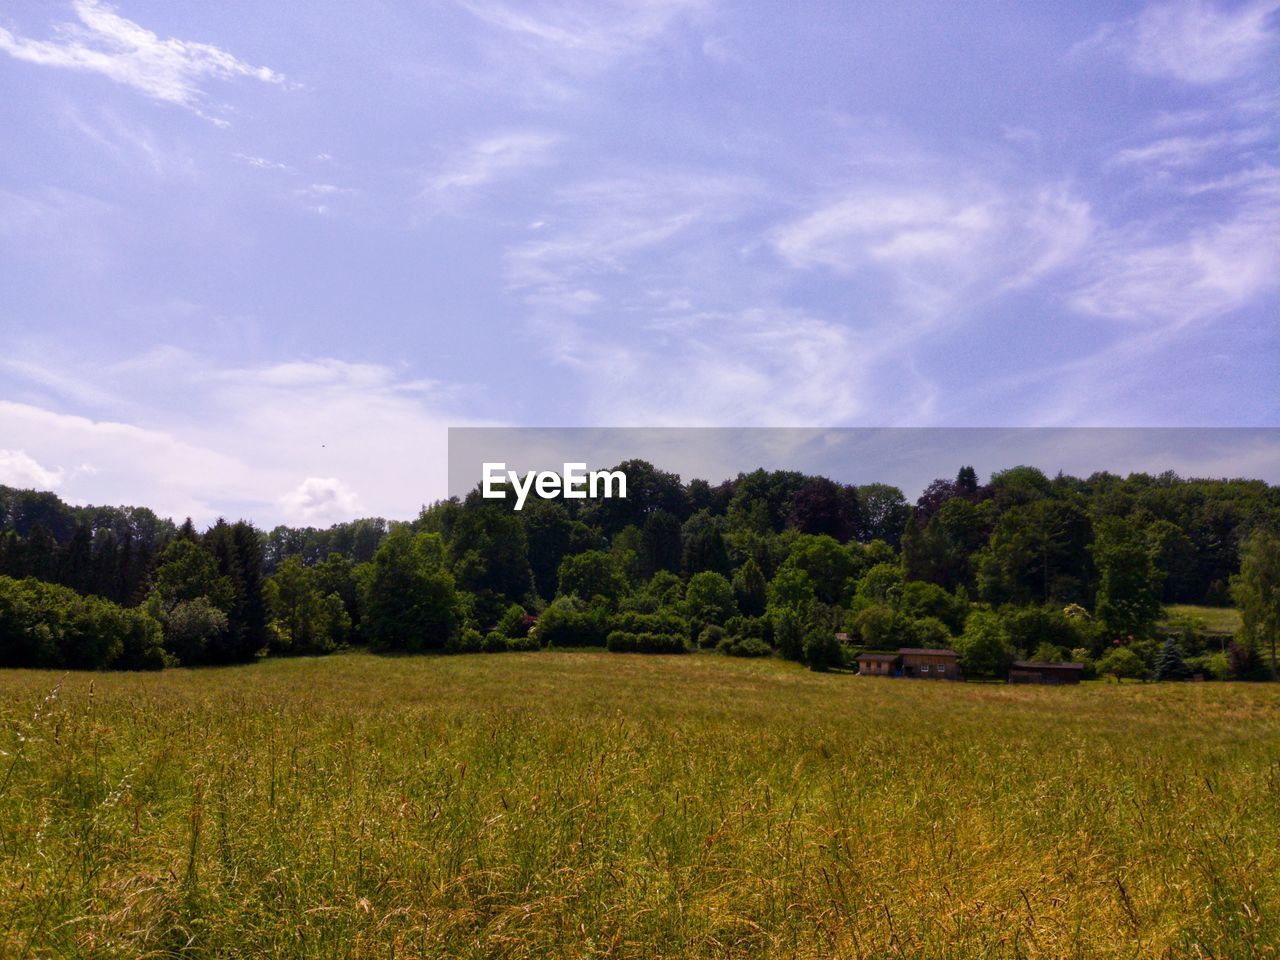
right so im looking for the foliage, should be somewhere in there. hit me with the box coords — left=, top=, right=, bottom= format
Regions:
left=1098, top=646, right=1148, bottom=681
left=1154, top=637, right=1191, bottom=681
left=1231, top=528, right=1280, bottom=678
left=361, top=529, right=462, bottom=652
left=802, top=628, right=843, bottom=672
left=955, top=609, right=1014, bottom=679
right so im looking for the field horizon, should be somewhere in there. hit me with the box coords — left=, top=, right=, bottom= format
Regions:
left=3, top=650, right=1277, bottom=958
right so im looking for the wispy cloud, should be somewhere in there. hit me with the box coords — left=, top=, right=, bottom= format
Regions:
left=455, top=0, right=706, bottom=64
left=1077, top=0, right=1280, bottom=84
left=0, top=0, right=285, bottom=120
left=773, top=177, right=1094, bottom=319
left=421, top=132, right=560, bottom=207
left=1071, top=187, right=1280, bottom=327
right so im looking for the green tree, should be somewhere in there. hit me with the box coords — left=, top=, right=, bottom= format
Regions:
left=954, top=609, right=1014, bottom=678
left=684, top=571, right=737, bottom=628
left=1153, top=637, right=1191, bottom=681
left=732, top=557, right=768, bottom=617
left=1231, top=528, right=1280, bottom=677
left=557, top=550, right=629, bottom=608
left=1097, top=645, right=1148, bottom=681
left=362, top=529, right=462, bottom=652
left=1092, top=518, right=1163, bottom=640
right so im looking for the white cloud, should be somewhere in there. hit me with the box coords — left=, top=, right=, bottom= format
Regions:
left=0, top=449, right=66, bottom=490
left=279, top=477, right=363, bottom=526
left=455, top=0, right=705, bottom=63
left=1078, top=0, right=1280, bottom=84
left=0, top=354, right=494, bottom=527
left=1111, top=127, right=1270, bottom=169
left=0, top=0, right=285, bottom=118
left=1071, top=173, right=1280, bottom=326
left=773, top=180, right=1094, bottom=315
left=422, top=132, right=560, bottom=205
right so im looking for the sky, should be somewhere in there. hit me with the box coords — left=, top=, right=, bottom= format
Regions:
left=0, top=0, right=1277, bottom=527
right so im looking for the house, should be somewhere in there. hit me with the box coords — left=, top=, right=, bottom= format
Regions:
left=898, top=648, right=961, bottom=680
left=1008, top=661, right=1084, bottom=685
left=856, top=651, right=901, bottom=676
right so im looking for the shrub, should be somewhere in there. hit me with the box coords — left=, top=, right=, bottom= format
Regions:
left=724, top=615, right=772, bottom=644
left=506, top=634, right=541, bottom=652
left=447, top=627, right=484, bottom=654
left=698, top=624, right=725, bottom=649
left=1097, top=646, right=1147, bottom=681
left=803, top=629, right=843, bottom=672
left=482, top=630, right=509, bottom=653
left=717, top=635, right=773, bottom=658
left=537, top=599, right=608, bottom=648
left=1187, top=651, right=1230, bottom=680
left=606, top=631, right=687, bottom=654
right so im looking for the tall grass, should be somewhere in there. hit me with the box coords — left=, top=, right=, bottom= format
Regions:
left=1, top=652, right=1277, bottom=958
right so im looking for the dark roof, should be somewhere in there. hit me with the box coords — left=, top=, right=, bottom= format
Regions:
left=898, top=648, right=959, bottom=657
left=856, top=651, right=900, bottom=660
left=1011, top=661, right=1085, bottom=670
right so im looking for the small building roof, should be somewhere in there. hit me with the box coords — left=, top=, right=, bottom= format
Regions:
left=898, top=648, right=959, bottom=657
left=1011, top=661, right=1085, bottom=670
left=856, top=651, right=900, bottom=661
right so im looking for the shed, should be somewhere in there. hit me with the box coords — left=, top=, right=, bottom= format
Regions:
left=899, top=648, right=961, bottom=680
left=1008, top=661, right=1084, bottom=685
left=856, top=651, right=901, bottom=676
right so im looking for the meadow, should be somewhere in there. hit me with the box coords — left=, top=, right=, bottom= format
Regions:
left=1, top=652, right=1277, bottom=959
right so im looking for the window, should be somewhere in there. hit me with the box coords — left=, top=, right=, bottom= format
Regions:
left=937, top=665, right=946, bottom=674
left=921, top=665, right=929, bottom=673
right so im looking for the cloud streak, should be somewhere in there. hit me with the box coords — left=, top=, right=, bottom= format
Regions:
left=0, top=0, right=285, bottom=120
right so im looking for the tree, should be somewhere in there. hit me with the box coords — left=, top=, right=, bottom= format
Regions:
left=856, top=484, right=910, bottom=546
left=639, top=510, right=682, bottom=579
left=954, top=609, right=1013, bottom=678
left=557, top=550, right=629, bottom=608
left=788, top=477, right=859, bottom=542
left=361, top=529, right=462, bottom=652
left=1097, top=646, right=1147, bottom=681
left=803, top=628, right=842, bottom=672
left=1231, top=528, right=1280, bottom=677
left=1153, top=637, right=1190, bottom=681
left=1091, top=518, right=1163, bottom=640
left=265, top=557, right=349, bottom=656
left=684, top=571, right=737, bottom=628
left=732, top=558, right=767, bottom=617
left=779, top=535, right=862, bottom=605
left=161, top=597, right=229, bottom=666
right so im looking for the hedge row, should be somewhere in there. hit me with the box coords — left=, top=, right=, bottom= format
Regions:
left=605, top=631, right=689, bottom=654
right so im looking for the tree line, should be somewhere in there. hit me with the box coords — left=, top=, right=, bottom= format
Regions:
left=1, top=462, right=1278, bottom=679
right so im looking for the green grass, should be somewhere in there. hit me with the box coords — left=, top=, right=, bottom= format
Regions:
left=2, top=652, right=1278, bottom=959
left=1163, top=604, right=1243, bottom=634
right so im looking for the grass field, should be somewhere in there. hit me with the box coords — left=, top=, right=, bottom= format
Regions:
left=1162, top=604, right=1243, bottom=635
left=2, top=652, right=1278, bottom=959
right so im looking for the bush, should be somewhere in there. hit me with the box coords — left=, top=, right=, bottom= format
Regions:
left=1097, top=645, right=1147, bottom=681
left=537, top=599, right=608, bottom=648
left=698, top=624, right=725, bottom=649
left=482, top=630, right=509, bottom=653
left=506, top=634, right=541, bottom=652
left=447, top=627, right=484, bottom=654
left=716, top=635, right=773, bottom=658
left=803, top=629, right=843, bottom=672
left=606, top=631, right=687, bottom=654
left=612, top=610, right=686, bottom=636
left=1187, top=651, right=1230, bottom=680
left=0, top=576, right=165, bottom=671
left=724, top=615, right=772, bottom=644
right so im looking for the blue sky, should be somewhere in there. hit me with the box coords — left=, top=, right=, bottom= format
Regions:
left=1, top=0, right=1277, bottom=526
